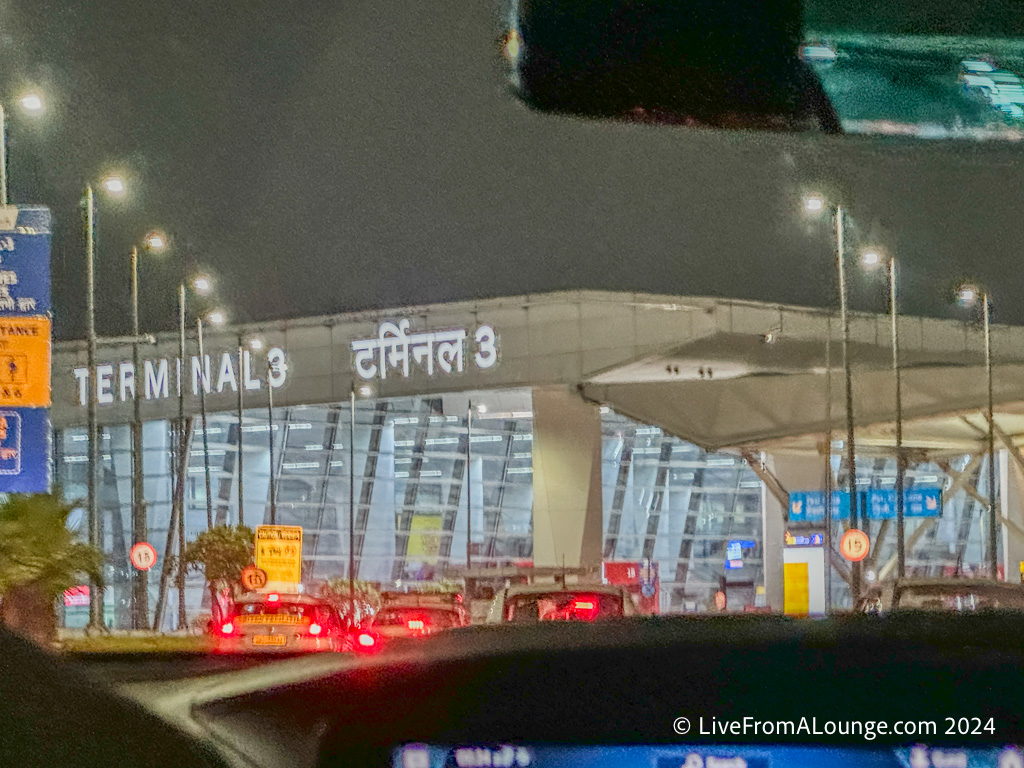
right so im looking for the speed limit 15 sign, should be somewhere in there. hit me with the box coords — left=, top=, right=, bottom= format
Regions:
left=129, top=542, right=158, bottom=571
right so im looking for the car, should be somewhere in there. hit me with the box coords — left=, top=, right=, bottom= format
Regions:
left=485, top=583, right=639, bottom=623
left=352, top=591, right=469, bottom=652
left=216, top=592, right=347, bottom=652
left=856, top=577, right=1024, bottom=613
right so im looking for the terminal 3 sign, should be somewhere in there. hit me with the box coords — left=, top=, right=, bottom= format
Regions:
left=72, top=347, right=287, bottom=406
left=351, top=320, right=498, bottom=380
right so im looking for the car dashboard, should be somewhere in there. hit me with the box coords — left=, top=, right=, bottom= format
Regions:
left=105, top=615, right=1024, bottom=768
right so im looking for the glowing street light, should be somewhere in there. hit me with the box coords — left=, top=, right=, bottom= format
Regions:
left=19, top=93, right=44, bottom=113
left=247, top=336, right=264, bottom=351
left=144, top=230, right=167, bottom=251
left=192, top=274, right=213, bottom=295
left=101, top=175, right=126, bottom=195
left=860, top=249, right=881, bottom=267
left=803, top=194, right=826, bottom=213
left=206, top=309, right=227, bottom=326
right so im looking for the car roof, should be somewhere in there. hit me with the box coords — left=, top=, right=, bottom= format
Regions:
left=892, top=578, right=1024, bottom=592
left=234, top=592, right=329, bottom=605
left=502, top=583, right=628, bottom=597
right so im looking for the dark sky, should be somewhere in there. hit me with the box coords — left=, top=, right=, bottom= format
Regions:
left=3, top=1, right=1024, bottom=340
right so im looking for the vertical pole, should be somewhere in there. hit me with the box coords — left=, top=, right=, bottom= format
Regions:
left=824, top=315, right=833, bottom=613
left=237, top=340, right=245, bottom=527
left=197, top=318, right=213, bottom=529
left=349, top=387, right=356, bottom=627
left=130, top=246, right=148, bottom=628
left=892, top=259, right=905, bottom=580
left=267, top=358, right=277, bottom=525
left=984, top=293, right=997, bottom=579
left=835, top=204, right=860, bottom=602
left=85, top=185, right=104, bottom=631
left=177, top=283, right=187, bottom=629
left=466, top=402, right=473, bottom=572
left=0, top=104, right=7, bottom=205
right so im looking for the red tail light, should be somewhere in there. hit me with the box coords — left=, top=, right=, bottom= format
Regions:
left=220, top=622, right=234, bottom=635
left=573, top=599, right=598, bottom=620
left=267, top=593, right=280, bottom=602
left=356, top=632, right=378, bottom=650
left=308, top=622, right=323, bottom=636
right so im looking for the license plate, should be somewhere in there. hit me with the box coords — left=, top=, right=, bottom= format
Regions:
left=252, top=634, right=287, bottom=646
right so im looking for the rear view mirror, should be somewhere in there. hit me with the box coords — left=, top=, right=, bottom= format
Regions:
left=502, top=0, right=1024, bottom=142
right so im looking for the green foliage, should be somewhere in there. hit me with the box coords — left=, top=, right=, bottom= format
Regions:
left=182, top=525, right=254, bottom=585
left=414, top=578, right=465, bottom=594
left=0, top=493, right=104, bottom=600
left=321, top=578, right=383, bottom=623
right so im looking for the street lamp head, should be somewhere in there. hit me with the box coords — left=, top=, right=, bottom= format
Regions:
left=358, top=384, right=374, bottom=398
left=143, top=230, right=167, bottom=252
left=956, top=284, right=981, bottom=307
left=191, top=274, right=213, bottom=295
left=247, top=336, right=264, bottom=351
left=476, top=403, right=488, bottom=414
left=860, top=249, right=882, bottom=268
left=206, top=309, right=227, bottom=326
left=803, top=194, right=826, bottom=213
left=100, top=175, right=126, bottom=195
left=19, top=93, right=44, bottom=114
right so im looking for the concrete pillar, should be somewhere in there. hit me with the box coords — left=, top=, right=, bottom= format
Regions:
left=1000, top=450, right=1024, bottom=582
left=761, top=452, right=830, bottom=611
left=531, top=387, right=604, bottom=571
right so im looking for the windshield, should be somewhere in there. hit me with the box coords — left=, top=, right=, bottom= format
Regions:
left=504, top=592, right=624, bottom=622
left=0, top=0, right=1021, bottom=671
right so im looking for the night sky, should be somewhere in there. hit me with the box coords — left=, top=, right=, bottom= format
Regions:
left=3, top=1, right=1024, bottom=340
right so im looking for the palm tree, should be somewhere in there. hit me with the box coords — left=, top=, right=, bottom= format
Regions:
left=0, top=493, right=104, bottom=646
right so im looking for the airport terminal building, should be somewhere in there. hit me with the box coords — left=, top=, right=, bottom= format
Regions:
left=51, top=291, right=1024, bottom=628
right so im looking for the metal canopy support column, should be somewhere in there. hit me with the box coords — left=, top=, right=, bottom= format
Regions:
left=642, top=440, right=674, bottom=561
left=392, top=399, right=441, bottom=581
left=309, top=406, right=343, bottom=579
left=353, top=401, right=389, bottom=575
left=439, top=431, right=469, bottom=566
left=672, top=463, right=704, bottom=606
left=603, top=428, right=636, bottom=560
left=485, top=419, right=518, bottom=562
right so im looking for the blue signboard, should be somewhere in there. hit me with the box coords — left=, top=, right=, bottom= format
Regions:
left=788, top=490, right=850, bottom=522
left=789, top=488, right=942, bottom=522
left=0, top=205, right=51, bottom=493
left=725, top=539, right=756, bottom=569
left=0, top=407, right=49, bottom=492
left=0, top=206, right=51, bottom=315
left=864, top=487, right=943, bottom=519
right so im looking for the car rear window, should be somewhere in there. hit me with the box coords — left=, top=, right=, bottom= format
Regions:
left=372, top=608, right=460, bottom=628
left=504, top=592, right=624, bottom=622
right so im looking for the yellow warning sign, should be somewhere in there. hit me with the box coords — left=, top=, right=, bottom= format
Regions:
left=254, top=525, right=303, bottom=585
left=0, top=316, right=51, bottom=407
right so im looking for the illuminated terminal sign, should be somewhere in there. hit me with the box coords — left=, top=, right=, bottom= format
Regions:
left=72, top=347, right=287, bottom=406
left=352, top=321, right=498, bottom=380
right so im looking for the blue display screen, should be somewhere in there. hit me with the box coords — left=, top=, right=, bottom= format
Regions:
left=393, top=744, right=1024, bottom=768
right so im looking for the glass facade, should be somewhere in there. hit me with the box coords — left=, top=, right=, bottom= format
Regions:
left=55, top=388, right=1001, bottom=627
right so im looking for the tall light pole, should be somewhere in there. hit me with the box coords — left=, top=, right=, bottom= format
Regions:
left=127, top=231, right=168, bottom=629
left=958, top=284, right=998, bottom=580
left=196, top=309, right=227, bottom=529
left=349, top=385, right=357, bottom=627
left=237, top=336, right=263, bottom=527
left=805, top=195, right=860, bottom=600
left=862, top=249, right=905, bottom=578
left=0, top=92, right=44, bottom=205
left=267, top=355, right=277, bottom=525
left=84, top=174, right=127, bottom=632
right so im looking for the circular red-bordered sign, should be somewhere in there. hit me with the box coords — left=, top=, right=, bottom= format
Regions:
left=840, top=529, right=870, bottom=562
left=129, top=542, right=158, bottom=571
left=240, top=565, right=268, bottom=591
